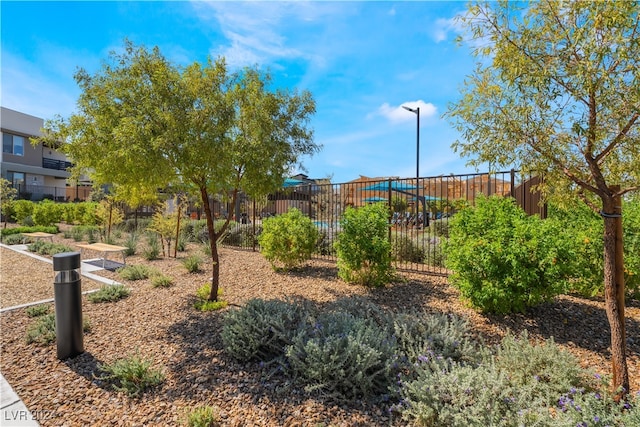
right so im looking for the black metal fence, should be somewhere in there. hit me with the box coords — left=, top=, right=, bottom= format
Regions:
left=213, top=170, right=545, bottom=275
left=11, top=184, right=92, bottom=202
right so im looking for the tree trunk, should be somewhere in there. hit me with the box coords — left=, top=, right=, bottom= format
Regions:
left=200, top=187, right=220, bottom=302
left=601, top=190, right=629, bottom=398
left=174, top=200, right=181, bottom=258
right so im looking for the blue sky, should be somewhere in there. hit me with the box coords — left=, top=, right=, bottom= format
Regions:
left=1, top=1, right=482, bottom=183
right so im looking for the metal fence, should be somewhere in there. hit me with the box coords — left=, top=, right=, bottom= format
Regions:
left=213, top=170, right=545, bottom=275
left=11, top=184, right=92, bottom=202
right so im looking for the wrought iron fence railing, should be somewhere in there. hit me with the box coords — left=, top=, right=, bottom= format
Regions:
left=210, top=170, right=544, bottom=275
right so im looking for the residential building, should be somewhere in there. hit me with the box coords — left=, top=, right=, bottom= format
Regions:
left=0, top=107, right=90, bottom=201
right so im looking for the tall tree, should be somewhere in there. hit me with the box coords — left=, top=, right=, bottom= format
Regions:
left=447, top=1, right=640, bottom=396
left=40, top=41, right=318, bottom=301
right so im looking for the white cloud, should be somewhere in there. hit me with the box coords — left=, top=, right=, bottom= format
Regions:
left=433, top=16, right=459, bottom=43
left=372, top=100, right=438, bottom=125
left=191, top=1, right=340, bottom=69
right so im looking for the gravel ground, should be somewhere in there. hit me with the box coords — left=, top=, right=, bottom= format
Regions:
left=1, top=234, right=639, bottom=426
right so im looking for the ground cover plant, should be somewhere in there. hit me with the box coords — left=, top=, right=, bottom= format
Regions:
left=25, top=313, right=91, bottom=346
left=222, top=297, right=639, bottom=425
left=97, top=353, right=164, bottom=398
left=87, top=284, right=131, bottom=303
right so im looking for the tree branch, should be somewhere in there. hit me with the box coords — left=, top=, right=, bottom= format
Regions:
left=595, top=112, right=639, bottom=164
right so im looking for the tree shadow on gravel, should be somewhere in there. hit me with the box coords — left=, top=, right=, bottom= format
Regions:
left=63, top=351, right=111, bottom=391
left=480, top=297, right=640, bottom=358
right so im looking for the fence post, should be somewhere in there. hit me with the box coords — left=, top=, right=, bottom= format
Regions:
left=510, top=169, right=516, bottom=198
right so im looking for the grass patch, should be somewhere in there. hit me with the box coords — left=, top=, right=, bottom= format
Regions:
left=98, top=353, right=164, bottom=397
left=182, top=405, right=221, bottom=427
left=181, top=255, right=202, bottom=273
left=87, top=284, right=131, bottom=303
left=151, top=274, right=174, bottom=288
left=118, top=264, right=156, bottom=281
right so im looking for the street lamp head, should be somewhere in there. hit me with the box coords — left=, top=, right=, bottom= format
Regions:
left=402, top=105, right=420, bottom=114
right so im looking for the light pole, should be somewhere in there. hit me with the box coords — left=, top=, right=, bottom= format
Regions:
left=402, top=105, right=425, bottom=227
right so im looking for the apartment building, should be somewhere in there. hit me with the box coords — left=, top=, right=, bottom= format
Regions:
left=0, top=107, right=90, bottom=201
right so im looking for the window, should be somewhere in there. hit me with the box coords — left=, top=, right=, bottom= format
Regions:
left=2, top=133, right=25, bottom=156
left=6, top=171, right=25, bottom=188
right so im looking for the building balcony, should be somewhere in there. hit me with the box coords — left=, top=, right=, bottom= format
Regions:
left=42, top=157, right=73, bottom=171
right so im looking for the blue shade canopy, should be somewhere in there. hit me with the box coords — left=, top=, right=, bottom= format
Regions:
left=362, top=181, right=417, bottom=191
left=283, top=178, right=306, bottom=188
left=363, top=196, right=387, bottom=202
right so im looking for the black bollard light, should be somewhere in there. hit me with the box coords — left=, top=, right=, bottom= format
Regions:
left=53, top=252, right=84, bottom=360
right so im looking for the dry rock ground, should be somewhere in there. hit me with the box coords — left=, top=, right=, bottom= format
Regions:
left=0, top=232, right=639, bottom=426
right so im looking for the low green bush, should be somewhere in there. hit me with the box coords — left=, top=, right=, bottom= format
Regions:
left=335, top=203, right=394, bottom=287
left=87, top=284, right=131, bottom=303
left=181, top=255, right=202, bottom=273
left=26, top=313, right=91, bottom=346
left=123, top=232, right=138, bottom=256
left=25, top=313, right=57, bottom=345
left=151, top=274, right=174, bottom=288
left=28, top=241, right=73, bottom=256
left=1, top=234, right=25, bottom=245
left=223, top=223, right=261, bottom=248
left=98, top=353, right=164, bottom=397
left=25, top=304, right=51, bottom=317
left=193, top=283, right=227, bottom=312
left=118, top=265, right=154, bottom=281
left=258, top=208, right=318, bottom=271
left=285, top=310, right=398, bottom=400
left=143, top=233, right=161, bottom=260
left=182, top=405, right=221, bottom=427
left=0, top=225, right=58, bottom=237
left=222, top=298, right=311, bottom=363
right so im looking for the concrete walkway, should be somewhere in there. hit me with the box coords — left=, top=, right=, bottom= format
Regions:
left=1, top=243, right=123, bottom=426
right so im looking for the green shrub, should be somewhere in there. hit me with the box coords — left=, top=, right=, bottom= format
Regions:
left=398, top=332, right=595, bottom=427
left=193, top=283, right=227, bottom=312
left=26, top=313, right=91, bottom=346
left=182, top=405, right=221, bottom=427
left=28, top=241, right=74, bottom=256
left=1, top=234, right=25, bottom=245
left=181, top=255, right=202, bottom=273
left=25, top=313, right=57, bottom=345
left=552, top=385, right=640, bottom=426
left=391, top=312, right=481, bottom=370
left=444, top=195, right=574, bottom=313
left=335, top=203, right=394, bottom=287
left=143, top=233, right=161, bottom=260
left=123, top=232, right=138, bottom=256
left=222, top=298, right=311, bottom=363
left=151, top=274, right=174, bottom=288
left=98, top=353, right=164, bottom=397
left=258, top=208, right=319, bottom=271
left=0, top=225, right=58, bottom=237
left=200, top=242, right=212, bottom=258
left=495, top=332, right=586, bottom=405
left=285, top=310, right=398, bottom=400
left=25, top=304, right=51, bottom=317
left=118, top=264, right=155, bottom=281
left=12, top=200, right=35, bottom=224
left=32, top=200, right=63, bottom=226
left=87, top=284, right=131, bottom=303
